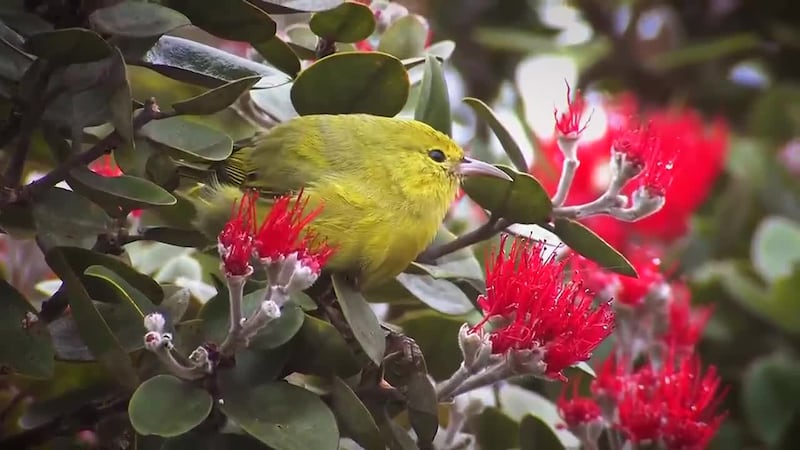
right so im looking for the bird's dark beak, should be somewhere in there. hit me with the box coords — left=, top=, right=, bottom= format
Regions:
left=455, top=157, right=512, bottom=181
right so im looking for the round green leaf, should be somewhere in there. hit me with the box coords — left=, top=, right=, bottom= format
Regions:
left=220, top=381, right=339, bottom=450
left=89, top=2, right=190, bottom=38
left=742, top=355, right=800, bottom=446
left=395, top=273, right=474, bottom=315
left=141, top=117, right=233, bottom=161
left=141, top=227, right=210, bottom=248
left=396, top=310, right=463, bottom=380
left=252, top=36, right=302, bottom=77
left=462, top=165, right=551, bottom=224
left=464, top=97, right=527, bottom=172
left=552, top=218, right=637, bottom=277
left=286, top=314, right=360, bottom=377
left=519, top=414, right=565, bottom=450
left=32, top=187, right=111, bottom=250
left=291, top=51, right=409, bottom=116
left=166, top=0, right=276, bottom=42
left=0, top=280, right=54, bottom=378
left=498, top=385, right=579, bottom=449
left=252, top=0, right=344, bottom=14
left=414, top=54, right=451, bottom=137
left=332, top=274, right=386, bottom=365
left=129, top=375, right=213, bottom=437
left=330, top=377, right=384, bottom=450
left=310, top=2, right=375, bottom=43
left=172, top=76, right=261, bottom=115
left=476, top=408, right=520, bottom=450
left=135, top=35, right=291, bottom=88
left=377, top=14, right=428, bottom=59
left=751, top=216, right=800, bottom=283
left=26, top=28, right=111, bottom=65
left=68, top=167, right=177, bottom=212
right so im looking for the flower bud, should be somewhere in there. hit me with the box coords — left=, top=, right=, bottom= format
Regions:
left=631, top=186, right=666, bottom=219
left=261, top=299, right=282, bottom=320
left=144, top=313, right=166, bottom=333
left=508, top=347, right=546, bottom=376
left=458, top=324, right=493, bottom=372
left=144, top=331, right=163, bottom=351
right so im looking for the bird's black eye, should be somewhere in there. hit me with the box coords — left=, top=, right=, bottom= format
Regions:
left=428, top=149, right=446, bottom=163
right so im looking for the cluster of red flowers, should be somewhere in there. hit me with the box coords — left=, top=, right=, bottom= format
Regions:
left=470, top=235, right=615, bottom=381
left=217, top=189, right=334, bottom=277
left=545, top=85, right=729, bottom=449
left=534, top=90, right=728, bottom=249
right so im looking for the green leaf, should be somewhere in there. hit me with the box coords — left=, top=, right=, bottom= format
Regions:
left=220, top=381, right=339, bottom=450
left=572, top=361, right=596, bottom=378
left=129, top=375, right=213, bottom=437
left=0, top=280, right=54, bottom=378
left=498, top=385, right=579, bottom=449
left=414, top=55, right=451, bottom=137
left=767, top=268, right=800, bottom=333
left=141, top=227, right=210, bottom=248
left=291, top=51, right=409, bottom=116
left=45, top=247, right=138, bottom=387
left=464, top=97, right=528, bottom=172
left=200, top=287, right=305, bottom=350
left=519, top=414, right=565, bottom=450
left=252, top=36, right=302, bottom=77
left=251, top=0, right=344, bottom=14
left=330, top=377, right=384, bottom=450
left=425, top=40, right=456, bottom=61
left=395, top=273, right=474, bottom=315
left=135, top=35, right=291, bottom=88
left=309, top=2, right=375, bottom=43
left=220, top=346, right=291, bottom=387
left=332, top=274, right=386, bottom=365
left=166, top=0, right=276, bottom=42
left=172, top=76, right=261, bottom=115
left=109, top=48, right=135, bottom=153
left=89, top=2, right=190, bottom=38
left=68, top=167, right=177, bottom=213
left=751, top=216, right=800, bottom=283
left=742, top=355, right=800, bottom=446
left=406, top=371, right=439, bottom=445
left=25, top=27, right=111, bottom=65
left=49, top=246, right=164, bottom=304
left=377, top=14, right=428, bottom=60
left=287, top=314, right=360, bottom=377
left=414, top=225, right=484, bottom=282
left=396, top=310, right=463, bottom=380
left=84, top=265, right=157, bottom=318
left=0, top=25, right=33, bottom=82
left=462, top=165, right=550, bottom=224
left=476, top=407, right=520, bottom=450
left=553, top=218, right=637, bottom=277
left=141, top=117, right=233, bottom=161
left=32, top=187, right=111, bottom=250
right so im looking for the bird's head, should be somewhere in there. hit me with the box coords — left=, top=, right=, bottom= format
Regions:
left=408, top=121, right=512, bottom=188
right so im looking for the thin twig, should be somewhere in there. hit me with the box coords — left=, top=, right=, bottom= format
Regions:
left=417, top=217, right=507, bottom=263
left=3, top=63, right=56, bottom=188
left=19, top=98, right=171, bottom=203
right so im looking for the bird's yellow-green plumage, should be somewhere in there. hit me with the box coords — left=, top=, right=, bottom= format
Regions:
left=193, top=114, right=466, bottom=290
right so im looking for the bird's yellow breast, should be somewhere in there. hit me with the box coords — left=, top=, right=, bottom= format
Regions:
left=303, top=172, right=457, bottom=289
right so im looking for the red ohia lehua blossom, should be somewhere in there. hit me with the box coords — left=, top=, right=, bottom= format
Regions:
left=554, top=81, right=590, bottom=140
left=614, top=349, right=728, bottom=449
left=218, top=190, right=257, bottom=277
left=532, top=93, right=728, bottom=248
left=557, top=380, right=602, bottom=429
left=575, top=245, right=666, bottom=307
left=470, top=235, right=615, bottom=381
left=661, top=282, right=714, bottom=355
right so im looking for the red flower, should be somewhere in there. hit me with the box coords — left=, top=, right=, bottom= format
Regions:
left=471, top=236, right=615, bottom=380
left=591, top=354, right=627, bottom=401
left=531, top=94, right=728, bottom=248
left=218, top=190, right=257, bottom=276
left=554, top=81, right=589, bottom=139
left=661, top=283, right=713, bottom=354
left=557, top=381, right=602, bottom=428
left=253, top=189, right=334, bottom=273
left=576, top=245, right=666, bottom=307
left=89, top=155, right=142, bottom=218
left=613, top=351, right=727, bottom=449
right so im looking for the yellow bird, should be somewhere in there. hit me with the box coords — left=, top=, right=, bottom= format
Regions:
left=193, top=114, right=509, bottom=290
